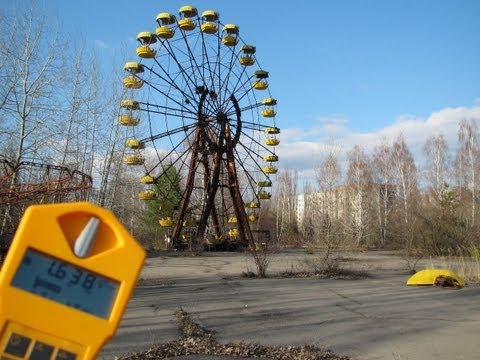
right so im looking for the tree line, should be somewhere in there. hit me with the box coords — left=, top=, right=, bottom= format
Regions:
left=271, top=122, right=480, bottom=256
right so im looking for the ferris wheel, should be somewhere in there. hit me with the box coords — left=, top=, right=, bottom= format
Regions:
left=120, top=6, right=280, bottom=248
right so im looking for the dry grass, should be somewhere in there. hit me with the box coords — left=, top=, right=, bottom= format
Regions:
left=428, top=253, right=480, bottom=285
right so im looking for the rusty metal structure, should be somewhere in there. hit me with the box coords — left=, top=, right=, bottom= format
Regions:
left=120, top=6, right=280, bottom=249
left=0, top=159, right=92, bottom=204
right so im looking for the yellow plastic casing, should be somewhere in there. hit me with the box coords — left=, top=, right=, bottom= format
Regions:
left=0, top=202, right=146, bottom=360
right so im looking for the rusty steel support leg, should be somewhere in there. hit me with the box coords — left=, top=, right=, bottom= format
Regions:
left=225, top=134, right=254, bottom=248
left=195, top=148, right=222, bottom=244
left=171, top=128, right=201, bottom=247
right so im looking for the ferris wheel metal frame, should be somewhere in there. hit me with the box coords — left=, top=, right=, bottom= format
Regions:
left=121, top=6, right=280, bottom=249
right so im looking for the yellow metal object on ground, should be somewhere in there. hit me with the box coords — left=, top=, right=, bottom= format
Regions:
left=0, top=202, right=145, bottom=360
left=406, top=269, right=465, bottom=286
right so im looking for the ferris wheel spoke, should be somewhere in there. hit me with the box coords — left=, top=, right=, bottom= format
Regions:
left=238, top=102, right=264, bottom=113
left=141, top=106, right=198, bottom=122
left=198, top=25, right=219, bottom=93
left=223, top=83, right=259, bottom=118
left=141, top=101, right=197, bottom=117
left=234, top=141, right=265, bottom=176
left=147, top=128, right=193, bottom=167
left=220, top=53, right=251, bottom=105
left=237, top=126, right=276, bottom=155
left=226, top=102, right=263, bottom=118
left=233, top=155, right=258, bottom=193
left=177, top=26, right=209, bottom=95
left=146, top=61, right=198, bottom=106
left=137, top=76, right=196, bottom=114
left=158, top=40, right=207, bottom=105
left=240, top=122, right=264, bottom=132
left=140, top=123, right=196, bottom=147
left=217, top=50, right=239, bottom=112
left=230, top=74, right=260, bottom=102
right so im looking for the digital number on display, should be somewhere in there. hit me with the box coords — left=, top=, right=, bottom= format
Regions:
left=11, top=249, right=119, bottom=319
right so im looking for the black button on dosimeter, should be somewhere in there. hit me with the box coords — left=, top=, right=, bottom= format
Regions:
left=29, top=341, right=55, bottom=360
left=5, top=333, right=31, bottom=357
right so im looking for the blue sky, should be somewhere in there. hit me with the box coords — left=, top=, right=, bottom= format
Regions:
left=6, top=0, right=480, bottom=182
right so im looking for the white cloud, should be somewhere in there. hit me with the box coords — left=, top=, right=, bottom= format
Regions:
left=276, top=104, right=480, bottom=186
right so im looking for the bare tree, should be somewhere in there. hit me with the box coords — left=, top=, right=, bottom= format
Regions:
left=345, top=145, right=373, bottom=246
left=390, top=134, right=419, bottom=251
left=0, top=11, right=15, bottom=113
left=273, top=168, right=298, bottom=244
left=0, top=3, right=63, bottom=233
left=372, top=139, right=395, bottom=246
left=455, top=119, right=479, bottom=226
left=423, top=133, right=450, bottom=201
left=312, top=145, right=343, bottom=259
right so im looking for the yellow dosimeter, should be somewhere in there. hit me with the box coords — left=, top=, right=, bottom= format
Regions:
left=0, top=202, right=146, bottom=360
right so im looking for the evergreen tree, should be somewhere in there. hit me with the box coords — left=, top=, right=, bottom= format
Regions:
left=139, top=165, right=182, bottom=249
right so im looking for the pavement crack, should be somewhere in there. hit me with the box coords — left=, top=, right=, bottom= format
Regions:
left=328, top=288, right=362, bottom=305
left=335, top=303, right=368, bottom=318
left=334, top=302, right=478, bottom=323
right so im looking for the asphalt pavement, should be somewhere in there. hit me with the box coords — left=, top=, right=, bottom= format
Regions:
left=100, top=252, right=480, bottom=360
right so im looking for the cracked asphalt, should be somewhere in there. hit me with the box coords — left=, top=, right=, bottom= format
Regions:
left=100, top=251, right=480, bottom=360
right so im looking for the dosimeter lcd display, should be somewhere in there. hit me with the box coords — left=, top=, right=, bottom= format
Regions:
left=12, top=249, right=119, bottom=319
left=0, top=202, right=146, bottom=360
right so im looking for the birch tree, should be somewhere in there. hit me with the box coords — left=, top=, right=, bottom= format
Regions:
left=273, top=168, right=298, bottom=244
left=455, top=119, right=479, bottom=227
left=390, top=135, right=419, bottom=250
left=313, top=146, right=342, bottom=256
left=372, top=139, right=395, bottom=246
left=423, top=133, right=450, bottom=201
left=345, top=145, right=373, bottom=246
